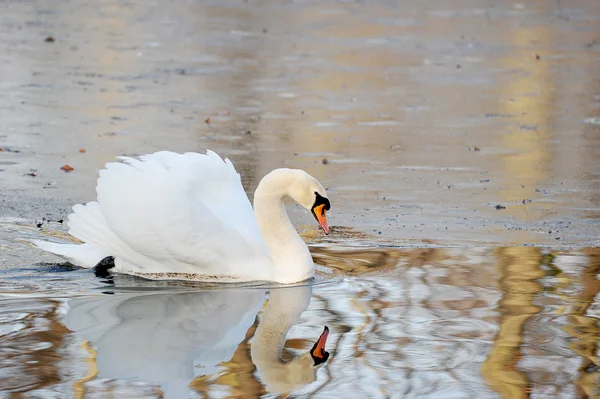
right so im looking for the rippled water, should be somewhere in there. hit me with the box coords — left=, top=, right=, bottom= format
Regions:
left=2, top=235, right=600, bottom=398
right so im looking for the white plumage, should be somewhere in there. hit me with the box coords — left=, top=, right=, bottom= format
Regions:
left=34, top=150, right=331, bottom=283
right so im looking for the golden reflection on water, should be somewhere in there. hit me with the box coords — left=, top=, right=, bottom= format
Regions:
left=0, top=299, right=69, bottom=394
left=72, top=341, right=99, bottom=399
left=564, top=249, right=600, bottom=398
left=481, top=247, right=544, bottom=399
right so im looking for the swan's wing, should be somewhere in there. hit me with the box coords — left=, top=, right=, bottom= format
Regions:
left=73, top=151, right=270, bottom=277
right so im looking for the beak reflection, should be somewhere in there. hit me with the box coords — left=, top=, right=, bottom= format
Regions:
left=310, top=326, right=330, bottom=365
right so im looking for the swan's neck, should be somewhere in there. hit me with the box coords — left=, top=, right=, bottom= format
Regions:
left=251, top=302, right=294, bottom=364
left=250, top=287, right=311, bottom=366
left=253, top=170, right=314, bottom=284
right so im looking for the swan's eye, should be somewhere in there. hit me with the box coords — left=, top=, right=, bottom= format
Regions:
left=312, top=191, right=330, bottom=211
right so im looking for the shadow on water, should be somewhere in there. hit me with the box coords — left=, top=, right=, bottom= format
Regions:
left=2, top=246, right=600, bottom=398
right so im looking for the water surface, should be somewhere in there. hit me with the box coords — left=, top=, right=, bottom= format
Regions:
left=2, top=243, right=600, bottom=398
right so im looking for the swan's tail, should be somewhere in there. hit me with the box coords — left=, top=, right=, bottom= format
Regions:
left=33, top=200, right=114, bottom=268
left=32, top=240, right=110, bottom=268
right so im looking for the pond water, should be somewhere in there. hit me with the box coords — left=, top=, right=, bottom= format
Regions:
left=1, top=0, right=600, bottom=398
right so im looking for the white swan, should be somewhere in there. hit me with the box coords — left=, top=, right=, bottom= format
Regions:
left=65, top=286, right=330, bottom=398
left=33, top=150, right=331, bottom=283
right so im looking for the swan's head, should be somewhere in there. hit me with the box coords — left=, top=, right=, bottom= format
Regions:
left=287, top=170, right=331, bottom=235
left=256, top=168, right=331, bottom=235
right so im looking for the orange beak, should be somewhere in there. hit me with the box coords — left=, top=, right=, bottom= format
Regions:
left=310, top=326, right=330, bottom=365
left=312, top=204, right=329, bottom=235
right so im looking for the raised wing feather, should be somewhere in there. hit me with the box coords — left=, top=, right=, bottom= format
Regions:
left=73, top=151, right=271, bottom=279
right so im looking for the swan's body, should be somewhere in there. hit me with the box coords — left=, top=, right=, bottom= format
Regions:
left=34, top=150, right=330, bottom=283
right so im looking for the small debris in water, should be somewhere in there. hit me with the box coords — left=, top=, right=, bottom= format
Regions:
left=495, top=205, right=506, bottom=210
left=24, top=172, right=36, bottom=177
left=535, top=54, right=541, bottom=60
left=0, top=147, right=20, bottom=153
left=456, top=64, right=461, bottom=69
left=322, top=158, right=329, bottom=165
left=60, top=164, right=74, bottom=172
left=242, top=130, right=251, bottom=135
left=79, top=148, right=86, bottom=153
left=45, top=36, right=55, bottom=43
left=469, top=146, right=481, bottom=151
left=522, top=199, right=532, bottom=204
left=262, top=28, right=268, bottom=34
left=205, top=117, right=210, bottom=124
left=479, top=179, right=490, bottom=183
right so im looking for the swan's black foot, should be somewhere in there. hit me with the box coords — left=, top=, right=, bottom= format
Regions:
left=93, top=256, right=115, bottom=278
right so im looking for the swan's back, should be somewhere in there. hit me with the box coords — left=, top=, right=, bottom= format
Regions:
left=38, top=151, right=272, bottom=281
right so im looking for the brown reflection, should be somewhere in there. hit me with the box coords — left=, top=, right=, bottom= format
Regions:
left=0, top=299, right=68, bottom=394
left=190, top=315, right=266, bottom=398
left=482, top=247, right=545, bottom=399
left=567, top=249, right=600, bottom=398
left=310, top=245, right=402, bottom=275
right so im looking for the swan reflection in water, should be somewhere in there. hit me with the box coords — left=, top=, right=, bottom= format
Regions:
left=65, top=285, right=330, bottom=398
